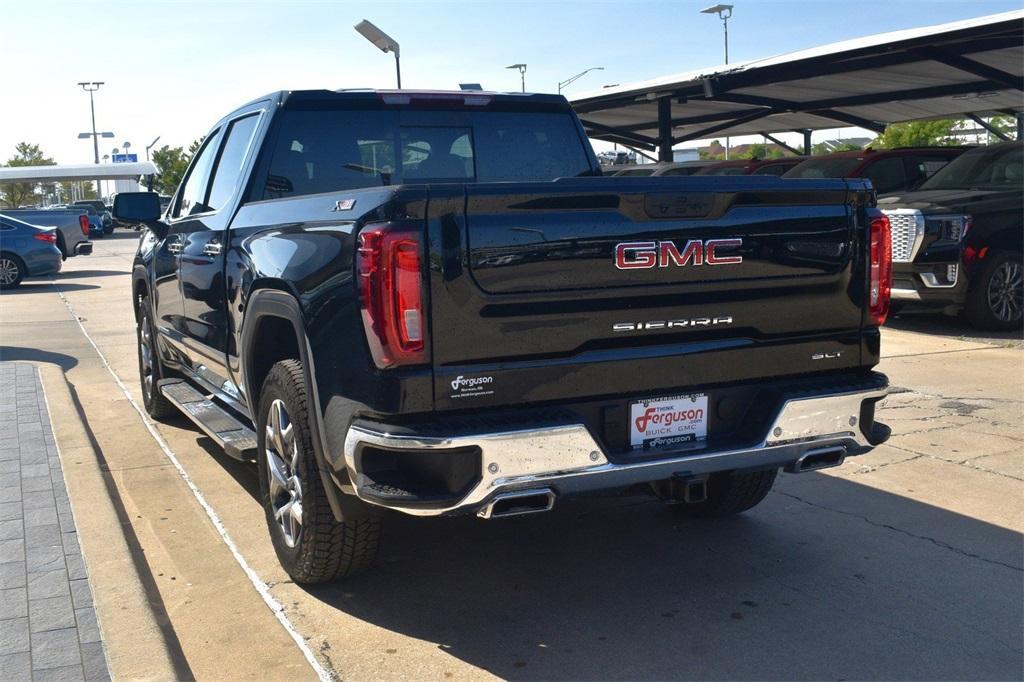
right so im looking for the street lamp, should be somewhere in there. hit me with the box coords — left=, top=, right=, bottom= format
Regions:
left=145, top=136, right=161, bottom=162
left=506, top=64, right=527, bottom=92
left=558, top=67, right=604, bottom=94
left=77, top=82, right=114, bottom=164
left=123, top=141, right=132, bottom=160
left=700, top=4, right=733, bottom=64
left=700, top=4, right=734, bottom=159
left=354, top=20, right=402, bottom=89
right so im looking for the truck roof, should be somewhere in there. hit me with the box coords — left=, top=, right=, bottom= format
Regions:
left=235, top=89, right=572, bottom=113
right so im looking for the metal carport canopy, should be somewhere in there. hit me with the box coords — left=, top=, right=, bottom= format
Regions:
left=0, top=162, right=157, bottom=184
left=570, top=10, right=1023, bottom=159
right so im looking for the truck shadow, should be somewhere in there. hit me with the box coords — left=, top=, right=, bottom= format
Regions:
left=0, top=282, right=99, bottom=294
left=886, top=309, right=1023, bottom=343
left=303, top=474, right=1022, bottom=681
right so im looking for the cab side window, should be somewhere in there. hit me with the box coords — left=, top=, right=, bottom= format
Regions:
left=207, top=114, right=260, bottom=212
left=863, top=157, right=906, bottom=194
left=173, top=129, right=223, bottom=219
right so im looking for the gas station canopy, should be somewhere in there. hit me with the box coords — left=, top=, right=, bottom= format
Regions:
left=570, top=11, right=1024, bottom=160
left=0, top=162, right=157, bottom=184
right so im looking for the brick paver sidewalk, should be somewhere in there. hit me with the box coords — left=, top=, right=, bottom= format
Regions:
left=0, top=362, right=110, bottom=681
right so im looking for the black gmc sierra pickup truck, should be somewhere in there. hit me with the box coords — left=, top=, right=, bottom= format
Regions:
left=115, top=89, right=891, bottom=583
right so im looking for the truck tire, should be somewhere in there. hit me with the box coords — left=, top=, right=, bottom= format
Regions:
left=257, top=360, right=380, bottom=583
left=0, top=253, right=25, bottom=288
left=966, top=250, right=1023, bottom=331
left=55, top=233, right=68, bottom=261
left=674, top=469, right=777, bottom=517
left=136, top=296, right=178, bottom=420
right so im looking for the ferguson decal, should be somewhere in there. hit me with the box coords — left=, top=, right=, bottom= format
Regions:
left=615, top=238, right=743, bottom=269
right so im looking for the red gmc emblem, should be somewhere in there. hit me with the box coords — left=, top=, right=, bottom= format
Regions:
left=615, top=238, right=743, bottom=270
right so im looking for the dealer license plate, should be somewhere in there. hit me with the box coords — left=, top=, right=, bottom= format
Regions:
left=629, top=393, right=708, bottom=450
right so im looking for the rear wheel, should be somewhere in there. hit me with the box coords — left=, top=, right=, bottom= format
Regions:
left=0, top=254, right=25, bottom=288
left=257, top=360, right=380, bottom=583
left=966, top=251, right=1023, bottom=330
left=136, top=296, right=177, bottom=420
left=672, top=469, right=777, bottom=517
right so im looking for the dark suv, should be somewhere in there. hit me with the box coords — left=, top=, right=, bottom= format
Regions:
left=783, top=147, right=968, bottom=195
left=878, top=142, right=1022, bottom=329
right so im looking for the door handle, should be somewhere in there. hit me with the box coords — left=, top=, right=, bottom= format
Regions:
left=166, top=239, right=182, bottom=255
left=202, top=242, right=223, bottom=256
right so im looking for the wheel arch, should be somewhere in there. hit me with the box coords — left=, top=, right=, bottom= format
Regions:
left=242, top=287, right=363, bottom=522
left=131, top=266, right=150, bottom=321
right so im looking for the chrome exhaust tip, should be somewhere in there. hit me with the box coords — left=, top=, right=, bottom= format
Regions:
left=478, top=489, right=556, bottom=519
left=786, top=446, right=846, bottom=474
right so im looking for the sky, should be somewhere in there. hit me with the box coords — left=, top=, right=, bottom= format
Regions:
left=4, top=0, right=1021, bottom=166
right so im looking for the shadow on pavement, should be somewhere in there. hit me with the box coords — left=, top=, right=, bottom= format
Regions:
left=300, top=475, right=1023, bottom=680
left=98, top=231, right=144, bottom=241
left=56, top=269, right=129, bottom=279
left=1, top=282, right=99, bottom=294
left=0, top=346, right=79, bottom=370
left=886, top=310, right=1022, bottom=344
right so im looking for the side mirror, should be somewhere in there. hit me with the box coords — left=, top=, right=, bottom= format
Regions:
left=113, top=192, right=162, bottom=224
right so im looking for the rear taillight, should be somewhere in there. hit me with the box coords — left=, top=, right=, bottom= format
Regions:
left=79, top=215, right=90, bottom=236
left=868, top=212, right=893, bottom=326
left=356, top=224, right=426, bottom=368
left=33, top=231, right=57, bottom=244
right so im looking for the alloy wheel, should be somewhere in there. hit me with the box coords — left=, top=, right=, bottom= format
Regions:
left=0, top=257, right=19, bottom=286
left=138, top=312, right=155, bottom=395
left=265, top=398, right=303, bottom=548
left=987, top=260, right=1023, bottom=324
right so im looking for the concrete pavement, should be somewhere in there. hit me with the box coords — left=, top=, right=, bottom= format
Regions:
left=0, top=232, right=1021, bottom=680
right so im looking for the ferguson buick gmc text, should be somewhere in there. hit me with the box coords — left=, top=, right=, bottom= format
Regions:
left=115, top=89, right=891, bottom=583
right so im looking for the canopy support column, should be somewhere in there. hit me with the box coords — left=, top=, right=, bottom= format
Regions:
left=803, top=130, right=813, bottom=155
left=658, top=97, right=673, bottom=163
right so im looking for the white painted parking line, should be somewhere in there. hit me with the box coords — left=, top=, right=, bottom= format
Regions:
left=50, top=281, right=332, bottom=682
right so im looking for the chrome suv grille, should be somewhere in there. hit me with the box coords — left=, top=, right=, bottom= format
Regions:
left=882, top=209, right=925, bottom=263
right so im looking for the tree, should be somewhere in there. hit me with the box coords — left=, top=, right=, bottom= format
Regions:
left=1, top=142, right=56, bottom=208
left=151, top=145, right=190, bottom=195
left=870, top=119, right=961, bottom=149
left=811, top=140, right=863, bottom=155
left=151, top=136, right=205, bottom=195
left=975, top=114, right=1018, bottom=142
left=55, top=181, right=97, bottom=202
left=699, top=140, right=726, bottom=160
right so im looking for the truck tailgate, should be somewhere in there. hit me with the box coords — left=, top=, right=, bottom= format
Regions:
left=426, top=177, right=869, bottom=410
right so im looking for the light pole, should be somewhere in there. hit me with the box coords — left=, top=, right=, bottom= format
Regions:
left=145, top=136, right=161, bottom=162
left=558, top=67, right=604, bottom=94
left=354, top=20, right=402, bottom=88
left=506, top=64, right=527, bottom=92
left=77, top=82, right=115, bottom=164
left=700, top=5, right=734, bottom=159
left=123, top=141, right=132, bottom=160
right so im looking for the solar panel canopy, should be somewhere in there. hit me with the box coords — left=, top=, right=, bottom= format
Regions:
left=570, top=11, right=1023, bottom=155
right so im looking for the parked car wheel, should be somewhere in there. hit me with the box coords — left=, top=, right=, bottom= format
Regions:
left=257, top=360, right=380, bottom=584
left=0, top=253, right=25, bottom=288
left=55, top=233, right=68, bottom=261
left=136, top=295, right=178, bottom=420
left=672, top=469, right=777, bottom=517
left=966, top=250, right=1023, bottom=330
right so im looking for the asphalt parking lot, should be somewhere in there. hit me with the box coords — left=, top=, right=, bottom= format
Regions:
left=2, top=232, right=1022, bottom=681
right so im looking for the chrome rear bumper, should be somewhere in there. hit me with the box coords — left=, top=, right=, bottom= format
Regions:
left=340, top=382, right=889, bottom=517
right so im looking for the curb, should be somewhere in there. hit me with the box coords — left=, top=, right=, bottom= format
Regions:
left=37, top=363, right=183, bottom=681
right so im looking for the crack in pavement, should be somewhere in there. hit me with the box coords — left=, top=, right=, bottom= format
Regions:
left=777, top=491, right=1023, bottom=573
